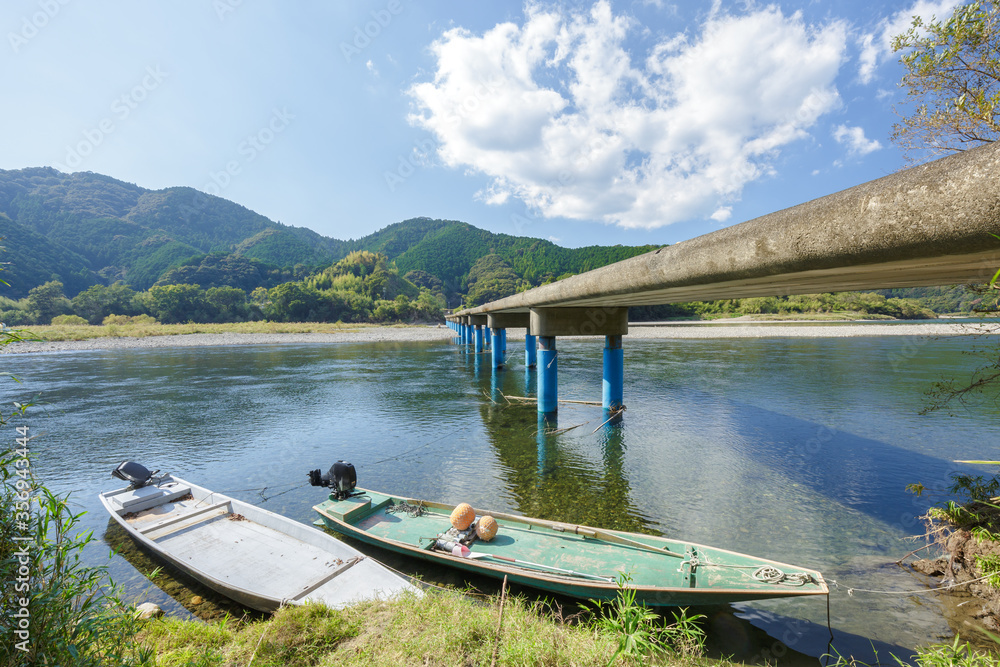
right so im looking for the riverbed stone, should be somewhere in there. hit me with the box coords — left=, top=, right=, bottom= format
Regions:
left=136, top=602, right=162, bottom=619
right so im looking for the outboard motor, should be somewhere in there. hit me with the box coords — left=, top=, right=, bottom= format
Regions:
left=308, top=460, right=358, bottom=500
left=111, top=461, right=159, bottom=490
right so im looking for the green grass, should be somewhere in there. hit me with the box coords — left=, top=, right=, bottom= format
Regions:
left=137, top=589, right=731, bottom=667
left=21, top=320, right=426, bottom=342
left=696, top=311, right=897, bottom=322
left=826, top=635, right=999, bottom=667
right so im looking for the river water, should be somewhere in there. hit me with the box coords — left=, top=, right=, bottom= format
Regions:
left=4, top=333, right=999, bottom=662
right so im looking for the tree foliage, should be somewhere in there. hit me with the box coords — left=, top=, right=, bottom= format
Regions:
left=465, top=254, right=526, bottom=306
left=892, top=1, right=1000, bottom=161
left=630, top=292, right=938, bottom=321
left=71, top=283, right=142, bottom=324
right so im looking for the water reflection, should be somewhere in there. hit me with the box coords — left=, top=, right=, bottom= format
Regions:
left=475, top=377, right=657, bottom=534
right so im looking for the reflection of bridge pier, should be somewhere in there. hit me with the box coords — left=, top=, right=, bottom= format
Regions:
left=475, top=396, right=657, bottom=534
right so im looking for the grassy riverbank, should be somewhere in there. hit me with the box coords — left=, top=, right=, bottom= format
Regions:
left=20, top=320, right=426, bottom=342
left=126, top=592, right=1000, bottom=667
left=137, top=592, right=714, bottom=667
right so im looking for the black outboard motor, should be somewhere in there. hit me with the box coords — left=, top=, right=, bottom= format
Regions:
left=308, top=460, right=358, bottom=500
left=111, top=461, right=159, bottom=490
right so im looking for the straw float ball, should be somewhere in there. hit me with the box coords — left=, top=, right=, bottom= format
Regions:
left=476, top=515, right=498, bottom=541
left=450, top=503, right=475, bottom=530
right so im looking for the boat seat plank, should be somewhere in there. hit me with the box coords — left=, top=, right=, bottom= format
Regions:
left=138, top=500, right=233, bottom=538
left=288, top=556, right=363, bottom=602
left=304, top=558, right=416, bottom=608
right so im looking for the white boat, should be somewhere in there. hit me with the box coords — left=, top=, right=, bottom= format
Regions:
left=100, top=462, right=419, bottom=612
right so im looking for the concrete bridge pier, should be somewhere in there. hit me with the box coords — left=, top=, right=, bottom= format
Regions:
left=603, top=335, right=624, bottom=410
left=486, top=313, right=527, bottom=370
left=530, top=307, right=628, bottom=415
left=525, top=324, right=537, bottom=369
left=537, top=335, right=558, bottom=413
left=491, top=328, right=504, bottom=368
left=469, top=315, right=487, bottom=353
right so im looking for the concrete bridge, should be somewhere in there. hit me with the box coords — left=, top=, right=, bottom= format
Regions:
left=447, top=140, right=1000, bottom=414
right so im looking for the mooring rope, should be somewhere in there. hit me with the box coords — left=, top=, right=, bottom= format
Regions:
left=841, top=571, right=998, bottom=597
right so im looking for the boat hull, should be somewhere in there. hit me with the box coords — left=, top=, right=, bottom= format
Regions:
left=100, top=476, right=418, bottom=612
left=313, top=489, right=828, bottom=607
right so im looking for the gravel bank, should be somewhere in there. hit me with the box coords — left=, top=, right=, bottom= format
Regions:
left=4, top=321, right=997, bottom=354
left=1, top=326, right=455, bottom=354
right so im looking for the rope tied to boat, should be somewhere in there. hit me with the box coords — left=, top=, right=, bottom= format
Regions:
left=682, top=557, right=820, bottom=587
left=386, top=500, right=425, bottom=518
left=751, top=566, right=816, bottom=587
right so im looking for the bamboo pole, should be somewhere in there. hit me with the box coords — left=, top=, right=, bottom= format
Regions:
left=500, top=393, right=602, bottom=407
left=490, top=575, right=508, bottom=667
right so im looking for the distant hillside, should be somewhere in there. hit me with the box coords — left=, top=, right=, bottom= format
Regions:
left=0, top=167, right=347, bottom=295
left=0, top=168, right=658, bottom=302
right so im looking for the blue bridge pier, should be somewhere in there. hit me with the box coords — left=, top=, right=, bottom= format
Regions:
left=530, top=307, right=628, bottom=415
left=486, top=312, right=528, bottom=370
left=447, top=308, right=628, bottom=414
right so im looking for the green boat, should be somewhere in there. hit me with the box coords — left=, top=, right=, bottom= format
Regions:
left=312, top=486, right=829, bottom=607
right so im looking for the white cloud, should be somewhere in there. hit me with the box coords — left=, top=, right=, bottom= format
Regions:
left=408, top=2, right=848, bottom=229
left=366, top=59, right=379, bottom=77
left=857, top=0, right=961, bottom=84
left=710, top=207, right=732, bottom=222
left=833, top=124, right=882, bottom=156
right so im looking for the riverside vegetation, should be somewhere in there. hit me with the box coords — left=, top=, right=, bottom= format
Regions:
left=0, top=272, right=951, bottom=333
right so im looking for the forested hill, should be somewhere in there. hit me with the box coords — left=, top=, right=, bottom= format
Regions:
left=0, top=167, right=657, bottom=302
left=0, top=167, right=347, bottom=295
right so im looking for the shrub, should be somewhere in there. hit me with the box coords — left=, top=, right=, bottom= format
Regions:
left=102, top=314, right=159, bottom=326
left=50, top=314, right=89, bottom=326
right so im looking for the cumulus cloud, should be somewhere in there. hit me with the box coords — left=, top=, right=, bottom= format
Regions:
left=408, top=1, right=848, bottom=229
left=833, top=124, right=883, bottom=156
left=710, top=207, right=732, bottom=222
left=857, top=0, right=961, bottom=84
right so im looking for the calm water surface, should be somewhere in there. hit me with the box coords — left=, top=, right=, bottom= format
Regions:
left=4, top=334, right=999, bottom=662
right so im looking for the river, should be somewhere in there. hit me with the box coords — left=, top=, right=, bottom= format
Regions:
left=3, top=333, right=998, bottom=662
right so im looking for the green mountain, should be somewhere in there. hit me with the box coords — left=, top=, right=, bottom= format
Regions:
left=0, top=167, right=346, bottom=296
left=0, top=167, right=658, bottom=302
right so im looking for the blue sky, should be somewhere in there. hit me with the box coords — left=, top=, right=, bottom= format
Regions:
left=1, top=0, right=961, bottom=248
